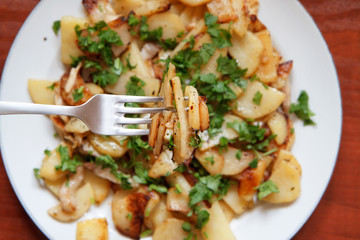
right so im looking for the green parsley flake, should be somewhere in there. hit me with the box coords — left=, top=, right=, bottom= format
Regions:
left=290, top=90, right=316, bottom=125
left=55, top=145, right=82, bottom=173
left=252, top=91, right=263, bottom=106
left=139, top=229, right=152, bottom=238
left=204, top=155, right=215, bottom=165
left=175, top=184, right=182, bottom=194
left=255, top=180, right=280, bottom=200
left=52, top=20, right=60, bottom=35
left=235, top=150, right=242, bottom=160
left=249, top=158, right=258, bottom=168
left=44, top=149, right=51, bottom=157
left=72, top=86, right=84, bottom=103
left=33, top=168, right=41, bottom=180
left=182, top=222, right=192, bottom=233
left=126, top=213, right=132, bottom=220
left=47, top=83, right=56, bottom=90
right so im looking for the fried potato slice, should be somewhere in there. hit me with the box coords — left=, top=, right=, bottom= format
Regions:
left=48, top=183, right=94, bottom=222
left=76, top=218, right=109, bottom=240
left=28, top=79, right=56, bottom=105
left=207, top=0, right=237, bottom=23
left=112, top=0, right=171, bottom=16
left=232, top=81, right=285, bottom=119
left=195, top=148, right=224, bottom=175
left=185, top=86, right=201, bottom=130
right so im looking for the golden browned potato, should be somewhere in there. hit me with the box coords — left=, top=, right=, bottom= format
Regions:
left=112, top=0, right=171, bottom=16
left=179, top=0, right=211, bottom=6
left=267, top=111, right=288, bottom=145
left=112, top=190, right=150, bottom=239
left=262, top=151, right=301, bottom=203
left=76, top=218, right=109, bottom=240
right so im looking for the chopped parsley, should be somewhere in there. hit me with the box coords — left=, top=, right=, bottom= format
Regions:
left=138, top=16, right=177, bottom=50
left=52, top=20, right=60, bottom=35
left=133, top=162, right=167, bottom=193
left=227, top=120, right=276, bottom=152
left=44, top=149, right=51, bottom=157
left=188, top=174, right=230, bottom=207
left=139, top=229, right=152, bottom=238
left=175, top=184, right=182, bottom=194
left=235, top=150, right=242, bottom=160
left=33, top=168, right=41, bottom=180
left=204, top=13, right=232, bottom=49
left=166, top=135, right=175, bottom=150
left=126, top=76, right=146, bottom=96
left=75, top=21, right=123, bottom=66
left=93, top=155, right=132, bottom=190
left=290, top=90, right=316, bottom=125
left=47, top=83, right=56, bottom=90
left=252, top=90, right=263, bottom=106
left=249, top=158, right=258, bottom=168
left=55, top=145, right=82, bottom=173
left=72, top=86, right=84, bottom=102
left=255, top=180, right=280, bottom=200
left=189, top=134, right=202, bottom=148
left=182, top=222, right=192, bottom=232
left=204, top=155, right=215, bottom=165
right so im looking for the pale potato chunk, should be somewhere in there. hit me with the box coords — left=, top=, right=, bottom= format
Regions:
left=221, top=147, right=255, bottom=175
left=112, top=0, right=171, bottom=16
left=166, top=172, right=192, bottom=194
left=202, top=201, right=236, bottom=240
left=274, top=150, right=302, bottom=175
left=148, top=150, right=177, bottom=178
left=148, top=12, right=185, bottom=40
left=179, top=0, right=211, bottom=6
left=60, top=16, right=88, bottom=65
left=88, top=133, right=128, bottom=158
left=232, top=81, right=285, bottom=119
left=39, top=149, right=67, bottom=181
left=84, top=169, right=111, bottom=204
left=76, top=218, right=109, bottom=240
left=28, top=79, right=55, bottom=105
left=231, top=0, right=249, bottom=38
left=44, top=177, right=66, bottom=198
left=254, top=30, right=278, bottom=83
left=120, top=42, right=161, bottom=97
left=207, top=0, right=237, bottom=23
left=166, top=187, right=191, bottom=213
left=64, top=117, right=89, bottom=134
left=218, top=200, right=234, bottom=222
left=267, top=112, right=288, bottom=145
left=48, top=183, right=94, bottom=222
left=262, top=154, right=301, bottom=203
left=185, top=86, right=201, bottom=130
left=200, top=48, right=228, bottom=77
left=198, top=114, right=241, bottom=151
left=146, top=199, right=173, bottom=230
left=153, top=218, right=189, bottom=240
left=229, top=31, right=263, bottom=77
left=195, top=148, right=224, bottom=175
left=104, top=70, right=133, bottom=95
left=222, top=183, right=248, bottom=214
left=85, top=83, right=104, bottom=95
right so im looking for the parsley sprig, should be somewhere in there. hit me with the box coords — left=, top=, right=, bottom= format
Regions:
left=55, top=145, right=82, bottom=173
left=290, top=90, right=316, bottom=125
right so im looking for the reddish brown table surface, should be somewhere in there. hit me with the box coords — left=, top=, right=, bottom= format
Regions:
left=0, top=0, right=359, bottom=239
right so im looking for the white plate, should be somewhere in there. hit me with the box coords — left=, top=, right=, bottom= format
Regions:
left=0, top=0, right=342, bottom=239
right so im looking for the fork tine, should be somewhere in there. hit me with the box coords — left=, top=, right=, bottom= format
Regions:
left=113, top=128, right=150, bottom=136
left=115, top=117, right=152, bottom=125
left=116, top=106, right=171, bottom=114
left=113, top=95, right=163, bottom=103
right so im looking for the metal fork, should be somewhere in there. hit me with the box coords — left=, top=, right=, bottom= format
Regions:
left=0, top=94, right=168, bottom=136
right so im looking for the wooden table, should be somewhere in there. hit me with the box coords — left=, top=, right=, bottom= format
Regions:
left=0, top=0, right=359, bottom=239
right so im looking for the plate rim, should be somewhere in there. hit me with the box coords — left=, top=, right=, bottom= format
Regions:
left=0, top=0, right=343, bottom=239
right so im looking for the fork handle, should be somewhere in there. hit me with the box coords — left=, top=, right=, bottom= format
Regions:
left=0, top=101, right=78, bottom=116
